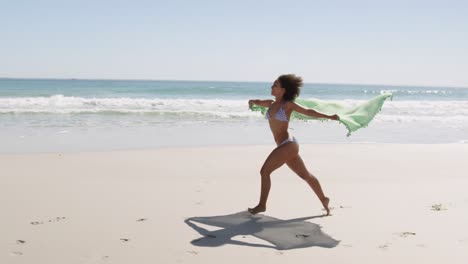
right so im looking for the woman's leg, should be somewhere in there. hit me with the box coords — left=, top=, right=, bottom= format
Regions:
left=286, top=155, right=331, bottom=215
left=248, top=142, right=299, bottom=214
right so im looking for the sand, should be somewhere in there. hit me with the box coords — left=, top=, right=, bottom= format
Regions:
left=1, top=144, right=468, bottom=263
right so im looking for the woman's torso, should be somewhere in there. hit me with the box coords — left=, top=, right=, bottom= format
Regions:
left=266, top=101, right=292, bottom=145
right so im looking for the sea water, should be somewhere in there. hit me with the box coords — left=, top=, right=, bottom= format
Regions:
left=1, top=78, right=467, bottom=153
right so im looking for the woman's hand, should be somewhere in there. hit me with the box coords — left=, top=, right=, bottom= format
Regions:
left=330, top=114, right=339, bottom=121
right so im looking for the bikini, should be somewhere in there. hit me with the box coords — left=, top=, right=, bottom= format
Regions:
left=266, top=103, right=298, bottom=146
left=266, top=103, right=288, bottom=122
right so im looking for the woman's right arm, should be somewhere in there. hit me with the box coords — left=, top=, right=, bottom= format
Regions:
left=248, top=99, right=274, bottom=108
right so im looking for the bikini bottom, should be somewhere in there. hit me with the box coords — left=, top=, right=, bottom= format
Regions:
left=278, top=136, right=298, bottom=147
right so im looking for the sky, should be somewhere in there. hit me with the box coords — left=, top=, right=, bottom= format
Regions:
left=1, top=0, right=468, bottom=87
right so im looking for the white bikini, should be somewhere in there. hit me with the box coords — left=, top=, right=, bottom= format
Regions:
left=266, top=103, right=298, bottom=146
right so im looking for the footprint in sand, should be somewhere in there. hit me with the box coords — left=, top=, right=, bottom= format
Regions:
left=431, top=204, right=447, bottom=211
left=48, top=217, right=65, bottom=223
left=10, top=251, right=23, bottom=256
left=187, top=251, right=199, bottom=255
left=16, top=240, right=26, bottom=244
left=395, top=232, right=416, bottom=238
left=322, top=205, right=351, bottom=212
left=120, top=238, right=130, bottom=242
left=378, top=242, right=391, bottom=250
left=338, top=205, right=352, bottom=209
left=31, top=217, right=66, bottom=225
left=137, top=218, right=147, bottom=222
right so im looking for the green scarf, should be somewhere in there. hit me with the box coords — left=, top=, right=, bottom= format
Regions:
left=250, top=93, right=393, bottom=136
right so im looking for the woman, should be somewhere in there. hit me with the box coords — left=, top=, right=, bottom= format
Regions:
left=248, top=74, right=339, bottom=216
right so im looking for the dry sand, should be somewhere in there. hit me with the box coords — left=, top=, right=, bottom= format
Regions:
left=1, top=144, right=467, bottom=263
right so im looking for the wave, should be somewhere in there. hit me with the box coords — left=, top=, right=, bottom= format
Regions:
left=365, top=89, right=455, bottom=95
left=1, top=95, right=468, bottom=123
left=0, top=95, right=249, bottom=114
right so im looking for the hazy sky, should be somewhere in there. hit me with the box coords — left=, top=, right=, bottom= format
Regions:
left=1, top=0, right=467, bottom=87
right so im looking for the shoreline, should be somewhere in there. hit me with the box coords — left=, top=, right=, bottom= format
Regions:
left=2, top=115, right=468, bottom=155
left=1, top=141, right=468, bottom=155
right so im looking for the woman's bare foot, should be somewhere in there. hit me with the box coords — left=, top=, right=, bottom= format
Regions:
left=248, top=205, right=266, bottom=214
left=321, top=197, right=330, bottom=216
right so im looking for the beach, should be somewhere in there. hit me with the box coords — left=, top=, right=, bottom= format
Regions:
left=1, top=79, right=467, bottom=263
left=2, top=144, right=468, bottom=263
left=3, top=0, right=468, bottom=262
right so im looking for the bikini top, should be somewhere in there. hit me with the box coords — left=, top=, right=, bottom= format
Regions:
left=266, top=103, right=288, bottom=122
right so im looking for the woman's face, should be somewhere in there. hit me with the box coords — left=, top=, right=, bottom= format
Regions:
left=270, top=79, right=284, bottom=97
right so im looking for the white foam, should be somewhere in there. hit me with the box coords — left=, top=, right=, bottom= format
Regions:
left=0, top=95, right=249, bottom=114
left=1, top=95, right=468, bottom=125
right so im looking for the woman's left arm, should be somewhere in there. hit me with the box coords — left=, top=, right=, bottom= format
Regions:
left=289, top=101, right=339, bottom=120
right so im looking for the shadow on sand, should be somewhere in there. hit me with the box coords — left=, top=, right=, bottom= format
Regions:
left=185, top=211, right=339, bottom=250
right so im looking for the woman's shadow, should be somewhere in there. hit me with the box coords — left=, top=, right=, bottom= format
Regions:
left=185, top=211, right=339, bottom=250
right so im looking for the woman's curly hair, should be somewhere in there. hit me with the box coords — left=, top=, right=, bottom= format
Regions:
left=278, top=74, right=303, bottom=101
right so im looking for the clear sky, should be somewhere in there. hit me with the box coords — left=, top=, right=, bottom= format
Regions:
left=1, top=0, right=468, bottom=87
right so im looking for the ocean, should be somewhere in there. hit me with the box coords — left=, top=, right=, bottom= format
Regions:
left=1, top=78, right=467, bottom=153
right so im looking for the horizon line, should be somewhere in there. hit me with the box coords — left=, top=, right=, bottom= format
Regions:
left=1, top=76, right=467, bottom=89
